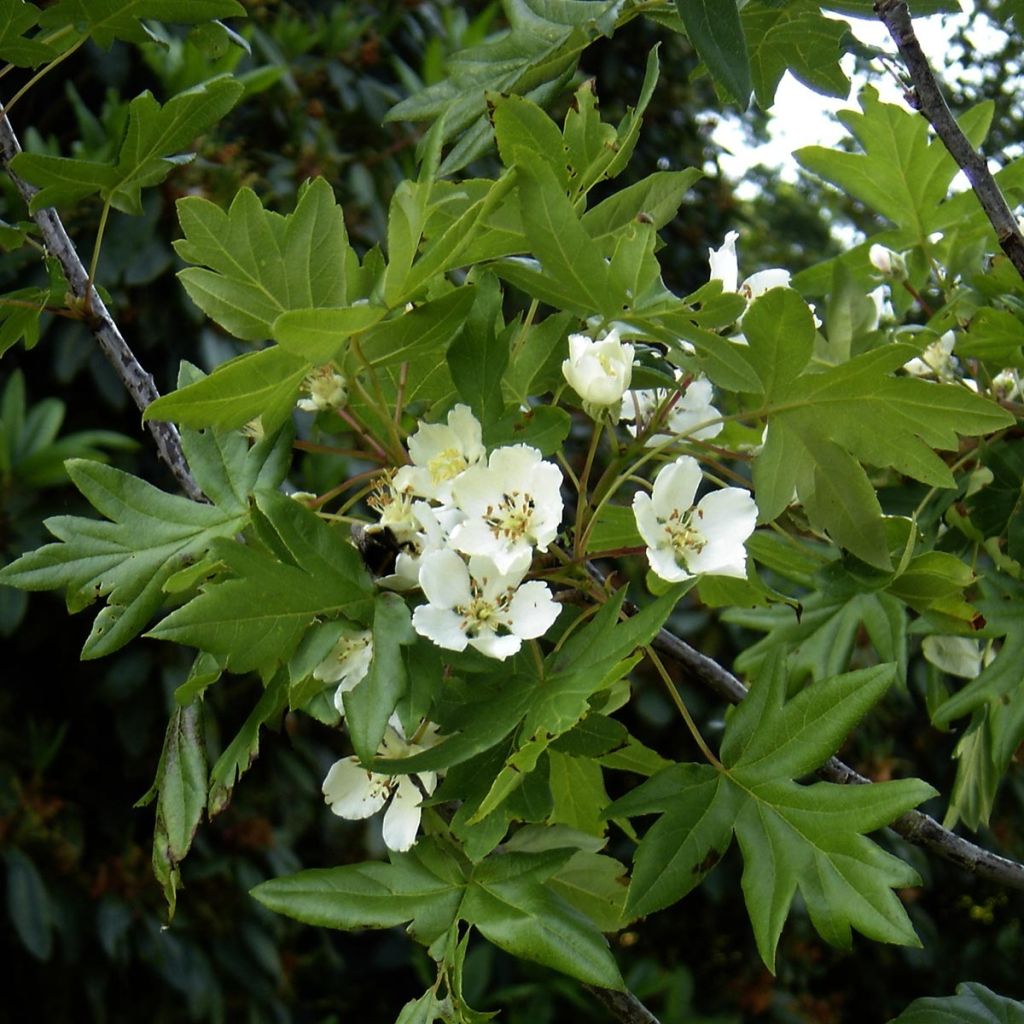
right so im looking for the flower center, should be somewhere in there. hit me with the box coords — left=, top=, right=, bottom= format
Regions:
left=485, top=491, right=537, bottom=542
left=596, top=352, right=619, bottom=376
left=664, top=508, right=707, bottom=560
left=427, top=446, right=467, bottom=484
left=459, top=582, right=513, bottom=637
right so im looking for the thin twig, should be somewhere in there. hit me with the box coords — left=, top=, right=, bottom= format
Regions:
left=874, top=0, right=1024, bottom=281
left=0, top=113, right=204, bottom=501
left=585, top=984, right=662, bottom=1024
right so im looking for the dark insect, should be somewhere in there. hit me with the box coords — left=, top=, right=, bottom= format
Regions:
left=352, top=524, right=405, bottom=576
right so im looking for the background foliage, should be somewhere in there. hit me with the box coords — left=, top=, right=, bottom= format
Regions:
left=2, top=2, right=1022, bottom=1022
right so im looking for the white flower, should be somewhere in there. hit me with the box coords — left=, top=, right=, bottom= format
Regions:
left=708, top=231, right=790, bottom=304
left=393, top=404, right=485, bottom=503
left=620, top=374, right=723, bottom=446
left=311, top=626, right=373, bottom=713
left=298, top=364, right=348, bottom=412
left=992, top=368, right=1023, bottom=401
left=412, top=548, right=560, bottom=660
left=322, top=718, right=441, bottom=852
left=449, top=445, right=563, bottom=573
left=562, top=329, right=636, bottom=408
left=632, top=456, right=757, bottom=583
left=869, top=244, right=907, bottom=280
left=903, top=330, right=956, bottom=379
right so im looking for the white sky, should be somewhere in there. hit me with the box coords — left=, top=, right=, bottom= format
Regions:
left=711, top=1, right=1008, bottom=196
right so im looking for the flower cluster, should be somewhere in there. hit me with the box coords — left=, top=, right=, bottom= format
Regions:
left=364, top=404, right=563, bottom=661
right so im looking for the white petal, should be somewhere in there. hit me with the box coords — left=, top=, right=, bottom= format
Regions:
left=382, top=776, right=423, bottom=852
left=709, top=231, right=739, bottom=294
left=407, top=422, right=455, bottom=467
left=741, top=268, right=790, bottom=300
left=469, top=631, right=523, bottom=660
left=322, top=758, right=391, bottom=819
left=692, top=488, right=757, bottom=546
left=412, top=605, right=469, bottom=651
left=447, top=404, right=484, bottom=461
left=418, top=548, right=472, bottom=608
left=632, top=491, right=662, bottom=549
left=508, top=580, right=560, bottom=639
left=651, top=456, right=701, bottom=520
left=646, top=545, right=692, bottom=583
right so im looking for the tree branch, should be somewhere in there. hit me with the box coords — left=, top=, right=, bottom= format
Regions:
left=650, top=625, right=1024, bottom=893
left=874, top=0, right=1024, bottom=281
left=0, top=113, right=204, bottom=502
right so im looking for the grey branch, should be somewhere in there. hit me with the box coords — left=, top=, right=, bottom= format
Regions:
left=650, top=627, right=1024, bottom=893
left=874, top=0, right=1024, bottom=281
left=0, top=113, right=204, bottom=502
left=585, top=984, right=662, bottom=1024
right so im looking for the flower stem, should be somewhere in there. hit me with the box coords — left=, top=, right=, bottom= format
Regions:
left=574, top=421, right=605, bottom=558
left=644, top=645, right=722, bottom=770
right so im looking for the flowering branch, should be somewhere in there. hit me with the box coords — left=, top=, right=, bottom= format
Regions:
left=874, top=0, right=1024, bottom=282
left=0, top=113, right=204, bottom=502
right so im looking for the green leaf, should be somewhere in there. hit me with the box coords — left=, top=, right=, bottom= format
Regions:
left=462, top=866, right=623, bottom=989
left=272, top=304, right=387, bottom=363
left=447, top=271, right=508, bottom=427
left=39, top=0, right=245, bottom=48
left=356, top=288, right=477, bottom=370
left=344, top=594, right=416, bottom=763
left=547, top=749, right=609, bottom=835
left=743, top=0, right=849, bottom=109
left=796, top=87, right=994, bottom=241
left=889, top=982, right=1024, bottom=1023
left=150, top=703, right=207, bottom=914
left=483, top=405, right=571, bottom=456
left=148, top=490, right=374, bottom=673
left=252, top=838, right=466, bottom=944
left=580, top=170, right=702, bottom=244
left=513, top=162, right=618, bottom=317
left=610, top=653, right=934, bottom=969
left=674, top=0, right=751, bottom=107
left=0, top=0, right=58, bottom=66
left=0, top=422, right=288, bottom=658
left=727, top=588, right=907, bottom=685
left=744, top=290, right=1013, bottom=566
left=254, top=838, right=622, bottom=987
left=154, top=703, right=207, bottom=863
left=175, top=178, right=351, bottom=340
left=13, top=77, right=243, bottom=215
left=492, top=92, right=570, bottom=189
left=144, top=347, right=310, bottom=432
left=4, top=849, right=53, bottom=961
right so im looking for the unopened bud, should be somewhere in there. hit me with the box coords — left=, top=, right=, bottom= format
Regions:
left=869, top=244, right=907, bottom=281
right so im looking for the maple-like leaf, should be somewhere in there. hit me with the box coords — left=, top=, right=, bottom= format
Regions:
left=0, top=421, right=290, bottom=658
left=608, top=653, right=935, bottom=970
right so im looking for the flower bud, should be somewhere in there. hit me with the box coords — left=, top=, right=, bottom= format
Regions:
left=561, top=329, right=635, bottom=409
left=869, top=244, right=907, bottom=281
